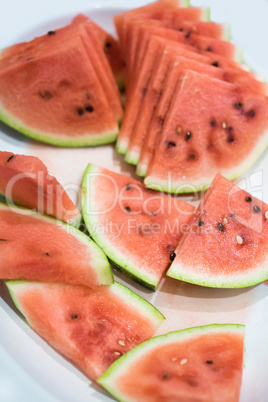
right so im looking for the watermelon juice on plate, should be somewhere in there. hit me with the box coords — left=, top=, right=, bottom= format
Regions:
left=0, top=0, right=267, bottom=401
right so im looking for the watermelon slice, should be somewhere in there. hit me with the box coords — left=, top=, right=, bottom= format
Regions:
left=0, top=151, right=81, bottom=226
left=0, top=36, right=118, bottom=147
left=72, top=14, right=126, bottom=89
left=6, top=280, right=165, bottom=381
left=0, top=203, right=113, bottom=287
left=167, top=174, right=268, bottom=288
left=98, top=324, right=245, bottom=402
left=145, top=70, right=268, bottom=193
left=81, top=164, right=194, bottom=290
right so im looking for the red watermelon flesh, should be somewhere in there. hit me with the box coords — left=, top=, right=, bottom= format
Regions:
left=0, top=21, right=123, bottom=122
left=81, top=164, right=195, bottom=290
left=0, top=203, right=113, bottom=287
left=145, top=70, right=268, bottom=193
left=125, top=51, right=226, bottom=165
left=72, top=14, right=126, bottom=89
left=7, top=281, right=165, bottom=381
left=0, top=37, right=118, bottom=147
left=98, top=324, right=245, bottom=402
left=167, top=174, right=268, bottom=287
left=0, top=151, right=81, bottom=225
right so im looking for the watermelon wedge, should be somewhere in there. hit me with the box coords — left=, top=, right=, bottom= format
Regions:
left=167, top=174, right=268, bottom=288
left=0, top=203, right=113, bottom=287
left=81, top=164, right=194, bottom=290
left=6, top=280, right=165, bottom=381
left=0, top=35, right=118, bottom=146
left=98, top=324, right=245, bottom=402
left=145, top=70, right=268, bottom=193
left=0, top=151, right=81, bottom=226
left=72, top=14, right=126, bottom=89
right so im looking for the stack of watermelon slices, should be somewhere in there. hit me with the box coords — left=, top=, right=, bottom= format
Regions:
left=0, top=15, right=123, bottom=147
left=115, top=0, right=268, bottom=193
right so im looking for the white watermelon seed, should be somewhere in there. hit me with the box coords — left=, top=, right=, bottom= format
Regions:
left=118, top=340, right=125, bottom=346
left=222, top=122, right=227, bottom=129
left=171, top=357, right=177, bottom=362
left=236, top=236, right=243, bottom=245
left=114, top=351, right=121, bottom=356
left=265, top=211, right=268, bottom=219
left=180, top=358, right=188, bottom=365
left=223, top=218, right=228, bottom=224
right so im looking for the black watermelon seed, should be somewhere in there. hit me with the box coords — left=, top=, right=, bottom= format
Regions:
left=39, top=90, right=52, bottom=100
left=158, top=118, right=164, bottom=128
left=151, top=211, right=156, bottom=216
left=77, top=108, right=84, bottom=116
left=48, top=30, right=56, bottom=35
left=125, top=206, right=131, bottom=213
left=206, top=46, right=212, bottom=52
left=253, top=205, right=261, bottom=213
left=245, top=196, right=252, bottom=202
left=185, top=32, right=191, bottom=39
left=247, top=109, right=255, bottom=118
left=206, top=360, right=213, bottom=364
left=217, top=223, right=225, bottom=232
left=85, top=105, right=94, bottom=113
left=45, top=252, right=50, bottom=256
left=7, top=155, right=14, bottom=163
left=234, top=102, right=243, bottom=109
left=0, top=239, right=7, bottom=241
left=126, top=184, right=131, bottom=191
left=162, top=373, right=170, bottom=380
left=105, top=42, right=112, bottom=48
left=210, top=120, right=216, bottom=127
left=142, top=87, right=147, bottom=96
left=227, top=135, right=235, bottom=143
left=185, top=131, right=192, bottom=141
left=166, top=140, right=176, bottom=148
left=226, top=126, right=233, bottom=133
left=188, top=153, right=196, bottom=160
left=212, top=61, right=219, bottom=67
left=170, top=252, right=176, bottom=261
left=198, top=220, right=204, bottom=227
left=178, top=28, right=184, bottom=32
left=71, top=314, right=79, bottom=320
left=230, top=213, right=235, bottom=218
left=26, top=58, right=33, bottom=61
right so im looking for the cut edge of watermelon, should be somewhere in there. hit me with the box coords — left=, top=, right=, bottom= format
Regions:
left=124, top=149, right=140, bottom=165
left=167, top=258, right=268, bottom=288
left=81, top=163, right=161, bottom=290
left=0, top=202, right=114, bottom=286
left=0, top=105, right=119, bottom=148
left=144, top=130, right=268, bottom=194
left=6, top=279, right=165, bottom=331
left=98, top=323, right=245, bottom=401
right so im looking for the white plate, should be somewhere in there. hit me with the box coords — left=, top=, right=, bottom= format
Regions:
left=0, top=1, right=268, bottom=401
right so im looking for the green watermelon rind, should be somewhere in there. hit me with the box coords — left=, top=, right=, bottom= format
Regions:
left=6, top=280, right=165, bottom=331
left=81, top=163, right=161, bottom=290
left=0, top=104, right=119, bottom=148
left=98, top=323, right=245, bottom=401
left=124, top=149, right=140, bottom=165
left=144, top=130, right=268, bottom=194
left=0, top=202, right=114, bottom=286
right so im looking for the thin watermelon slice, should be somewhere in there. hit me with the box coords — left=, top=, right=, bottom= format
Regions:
left=0, top=151, right=81, bottom=226
left=81, top=164, right=194, bottom=290
left=167, top=174, right=268, bottom=288
left=0, top=203, right=113, bottom=287
left=0, top=36, right=118, bottom=147
left=98, top=324, right=245, bottom=402
left=6, top=280, right=165, bottom=381
left=145, top=70, right=268, bottom=193
left=72, top=14, right=126, bottom=89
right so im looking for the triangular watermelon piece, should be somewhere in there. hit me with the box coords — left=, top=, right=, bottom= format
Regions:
left=6, top=280, right=165, bottom=381
left=145, top=70, right=268, bottom=192
left=0, top=151, right=81, bottom=226
left=167, top=174, right=268, bottom=287
left=81, top=164, right=194, bottom=290
left=0, top=36, right=118, bottom=146
left=0, top=203, right=113, bottom=287
left=99, top=324, right=245, bottom=402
